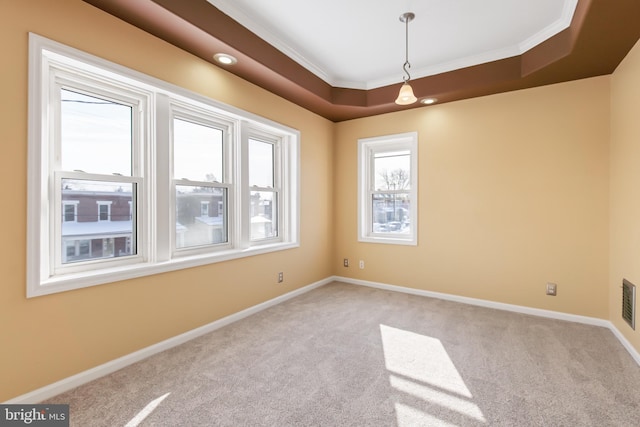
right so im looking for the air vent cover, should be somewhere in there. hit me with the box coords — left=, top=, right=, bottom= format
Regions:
left=622, top=279, right=636, bottom=330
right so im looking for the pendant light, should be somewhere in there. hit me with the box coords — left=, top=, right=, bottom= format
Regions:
left=395, top=12, right=417, bottom=105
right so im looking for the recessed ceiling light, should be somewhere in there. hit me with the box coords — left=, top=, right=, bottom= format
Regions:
left=420, top=98, right=437, bottom=105
left=213, top=53, right=237, bottom=65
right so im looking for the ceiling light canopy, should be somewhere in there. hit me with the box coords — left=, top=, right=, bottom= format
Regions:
left=395, top=12, right=417, bottom=106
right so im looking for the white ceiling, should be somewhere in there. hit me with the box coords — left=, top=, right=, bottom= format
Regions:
left=207, top=0, right=578, bottom=90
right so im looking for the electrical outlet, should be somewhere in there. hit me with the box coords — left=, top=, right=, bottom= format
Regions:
left=359, top=260, right=365, bottom=269
left=278, top=272, right=284, bottom=283
left=344, top=258, right=349, bottom=267
left=546, top=283, right=557, bottom=296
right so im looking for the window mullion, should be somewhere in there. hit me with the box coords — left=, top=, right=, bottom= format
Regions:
left=155, top=93, right=171, bottom=262
left=48, top=79, right=63, bottom=278
left=131, top=92, right=148, bottom=264
left=239, top=121, right=251, bottom=248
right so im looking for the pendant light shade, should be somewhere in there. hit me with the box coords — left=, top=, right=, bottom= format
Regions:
left=395, top=12, right=417, bottom=106
left=395, top=82, right=417, bottom=105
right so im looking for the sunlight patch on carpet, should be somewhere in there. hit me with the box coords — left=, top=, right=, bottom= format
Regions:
left=395, top=403, right=460, bottom=427
left=380, top=324, right=486, bottom=425
left=124, top=392, right=171, bottom=427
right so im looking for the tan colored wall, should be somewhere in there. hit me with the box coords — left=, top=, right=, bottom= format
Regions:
left=3, top=0, right=637, bottom=404
left=610, top=39, right=640, bottom=351
left=335, top=77, right=610, bottom=319
left=0, top=0, right=334, bottom=401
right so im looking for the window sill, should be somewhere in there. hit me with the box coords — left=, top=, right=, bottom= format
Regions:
left=358, top=235, right=417, bottom=246
left=30, top=242, right=299, bottom=298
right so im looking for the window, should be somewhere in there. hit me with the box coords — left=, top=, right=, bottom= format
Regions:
left=248, top=132, right=279, bottom=241
left=200, top=202, right=210, bottom=217
left=358, top=132, right=418, bottom=245
left=171, top=112, right=231, bottom=252
left=97, top=201, right=112, bottom=222
left=63, top=201, right=78, bottom=222
left=55, top=82, right=143, bottom=274
left=27, top=34, right=299, bottom=297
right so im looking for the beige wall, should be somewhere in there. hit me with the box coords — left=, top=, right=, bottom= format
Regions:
left=610, top=39, right=640, bottom=351
left=3, top=0, right=639, bottom=404
left=334, top=77, right=610, bottom=318
left=0, top=0, right=334, bottom=401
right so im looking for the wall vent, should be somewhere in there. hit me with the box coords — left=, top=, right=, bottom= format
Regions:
left=622, top=279, right=636, bottom=330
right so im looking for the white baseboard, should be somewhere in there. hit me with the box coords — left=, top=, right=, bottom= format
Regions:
left=607, top=322, right=640, bottom=366
left=335, top=276, right=640, bottom=366
left=5, top=277, right=332, bottom=404
left=7, top=275, right=639, bottom=403
left=336, top=276, right=609, bottom=326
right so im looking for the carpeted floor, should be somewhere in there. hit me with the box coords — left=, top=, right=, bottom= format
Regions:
left=47, top=282, right=640, bottom=426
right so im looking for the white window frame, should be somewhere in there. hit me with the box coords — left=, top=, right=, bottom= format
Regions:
left=47, top=65, right=149, bottom=280
left=27, top=33, right=299, bottom=298
left=244, top=127, right=283, bottom=244
left=358, top=132, right=418, bottom=245
left=169, top=103, right=235, bottom=256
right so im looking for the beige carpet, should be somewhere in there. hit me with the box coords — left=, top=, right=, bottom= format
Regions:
left=47, top=282, right=640, bottom=426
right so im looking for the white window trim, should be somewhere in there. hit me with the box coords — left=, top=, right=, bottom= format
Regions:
left=358, top=132, right=418, bottom=245
left=168, top=102, right=236, bottom=257
left=27, top=33, right=300, bottom=298
left=245, top=126, right=283, bottom=245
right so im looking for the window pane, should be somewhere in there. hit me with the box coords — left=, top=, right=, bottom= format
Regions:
left=372, top=193, right=411, bottom=234
left=200, top=201, right=209, bottom=217
left=250, top=191, right=277, bottom=240
left=64, top=204, right=76, bottom=222
left=374, top=150, right=410, bottom=191
left=61, top=179, right=135, bottom=264
left=78, top=240, right=90, bottom=257
left=174, top=118, right=223, bottom=182
left=249, top=139, right=274, bottom=187
left=61, top=89, right=132, bottom=176
left=176, top=185, right=227, bottom=248
left=99, top=204, right=109, bottom=221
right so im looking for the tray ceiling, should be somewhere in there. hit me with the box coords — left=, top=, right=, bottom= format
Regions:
left=83, top=0, right=640, bottom=121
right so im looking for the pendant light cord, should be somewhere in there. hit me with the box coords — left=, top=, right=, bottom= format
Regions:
left=402, top=15, right=412, bottom=83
